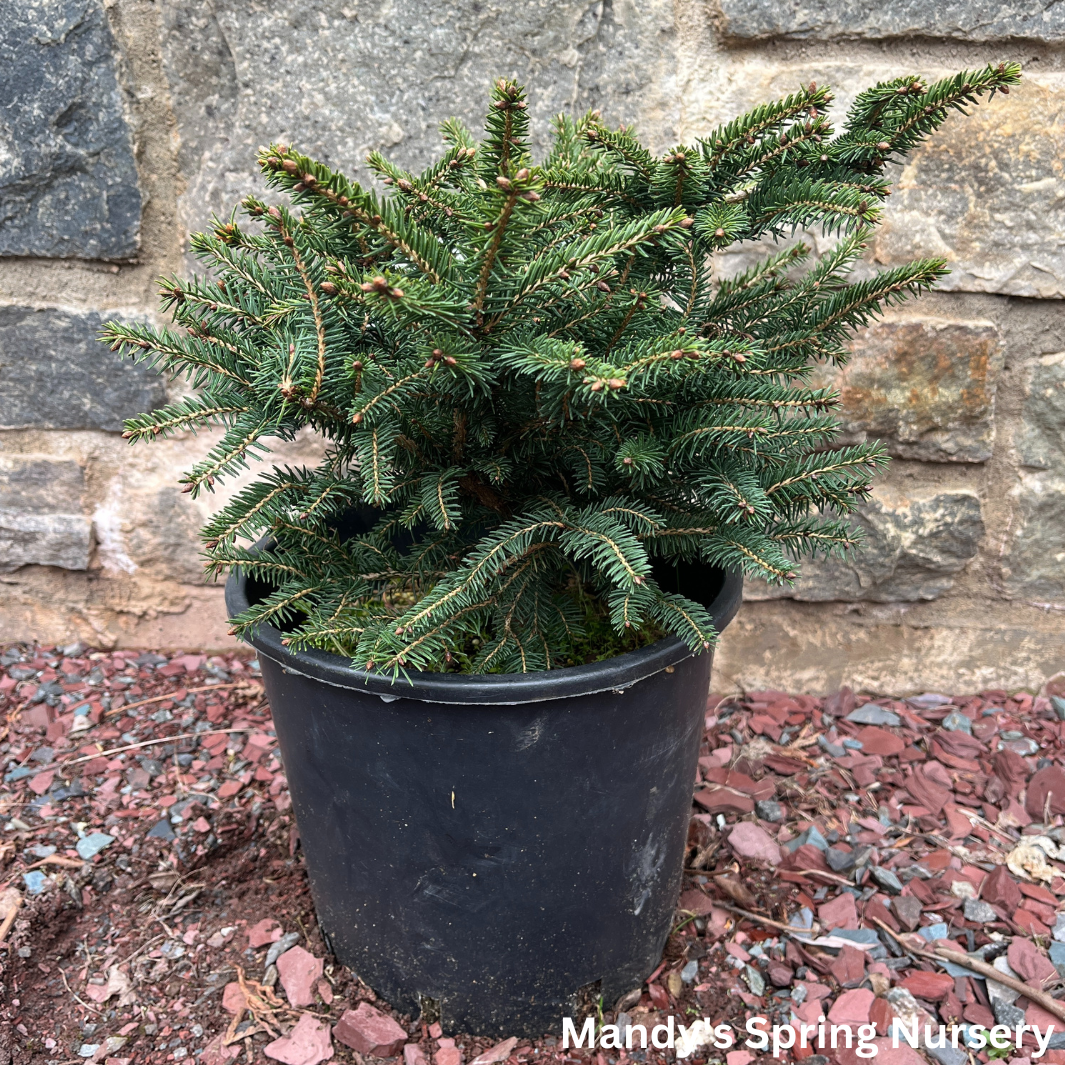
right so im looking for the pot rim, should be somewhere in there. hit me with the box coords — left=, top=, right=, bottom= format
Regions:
left=225, top=565, right=742, bottom=706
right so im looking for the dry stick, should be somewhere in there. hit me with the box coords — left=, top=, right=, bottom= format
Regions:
left=102, top=682, right=244, bottom=718
left=0, top=894, right=22, bottom=946
left=798, top=868, right=855, bottom=887
left=713, top=901, right=809, bottom=936
left=47, top=727, right=257, bottom=773
left=0, top=854, right=94, bottom=894
left=871, top=917, right=1065, bottom=1027
left=24, top=855, right=83, bottom=871
left=58, top=964, right=101, bottom=1014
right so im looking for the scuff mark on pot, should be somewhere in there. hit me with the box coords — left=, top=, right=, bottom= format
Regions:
left=516, top=715, right=545, bottom=750
left=630, top=833, right=666, bottom=915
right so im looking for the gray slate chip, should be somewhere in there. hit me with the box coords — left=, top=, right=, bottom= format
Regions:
left=919, top=921, right=949, bottom=941
left=818, top=735, right=846, bottom=757
left=76, top=832, right=113, bottom=860
left=869, top=865, right=904, bottom=894
left=755, top=799, right=783, bottom=823
left=786, top=826, right=829, bottom=853
left=826, top=847, right=857, bottom=873
left=991, top=999, right=1025, bottom=1028
left=941, top=710, right=973, bottom=734
left=832, top=928, right=880, bottom=945
left=963, top=898, right=998, bottom=923
left=265, top=931, right=301, bottom=969
left=923, top=1046, right=967, bottom=1065
left=846, top=704, right=902, bottom=726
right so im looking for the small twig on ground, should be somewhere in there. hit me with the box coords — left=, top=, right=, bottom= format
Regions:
left=102, top=682, right=244, bottom=718
left=58, top=965, right=102, bottom=1014
left=0, top=893, right=22, bottom=947
left=870, top=917, right=1065, bottom=1026
left=711, top=901, right=820, bottom=938
left=0, top=854, right=88, bottom=893
left=48, top=727, right=257, bottom=772
left=798, top=868, right=855, bottom=887
left=116, top=933, right=166, bottom=968
left=0, top=705, right=22, bottom=746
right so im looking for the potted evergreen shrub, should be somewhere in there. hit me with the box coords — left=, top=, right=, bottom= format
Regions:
left=104, top=64, right=1018, bottom=1034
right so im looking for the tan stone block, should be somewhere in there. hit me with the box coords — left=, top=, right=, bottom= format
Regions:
left=873, top=75, right=1065, bottom=298
left=685, top=64, right=1065, bottom=298
left=809, top=317, right=1003, bottom=462
left=712, top=599, right=1065, bottom=695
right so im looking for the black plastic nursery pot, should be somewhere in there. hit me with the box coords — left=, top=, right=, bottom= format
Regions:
left=225, top=560, right=741, bottom=1036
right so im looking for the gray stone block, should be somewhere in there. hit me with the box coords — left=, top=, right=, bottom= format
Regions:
left=716, top=0, right=1065, bottom=43
left=0, top=0, right=141, bottom=259
left=0, top=455, right=90, bottom=571
left=0, top=306, right=165, bottom=431
left=1003, top=472, right=1065, bottom=603
left=1018, top=352, right=1065, bottom=470
left=746, top=489, right=984, bottom=602
left=161, top=0, right=679, bottom=239
left=809, top=317, right=1003, bottom=463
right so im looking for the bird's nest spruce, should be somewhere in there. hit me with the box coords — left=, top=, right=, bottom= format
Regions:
left=104, top=65, right=1019, bottom=675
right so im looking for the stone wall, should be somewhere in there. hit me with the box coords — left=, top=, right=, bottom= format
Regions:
left=1, top=0, right=1062, bottom=693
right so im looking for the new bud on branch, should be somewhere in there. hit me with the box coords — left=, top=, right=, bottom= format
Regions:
left=100, top=64, right=1019, bottom=675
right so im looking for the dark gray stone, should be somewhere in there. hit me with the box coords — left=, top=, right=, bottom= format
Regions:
left=826, top=846, right=857, bottom=873
left=869, top=865, right=903, bottom=894
left=755, top=799, right=783, bottom=822
left=161, top=0, right=679, bottom=241
left=747, top=490, right=984, bottom=603
left=146, top=818, right=176, bottom=841
left=0, top=0, right=141, bottom=258
left=0, top=454, right=90, bottom=571
left=716, top=1, right=1065, bottom=43
left=923, top=1046, right=967, bottom=1065
left=0, top=306, right=165, bottom=430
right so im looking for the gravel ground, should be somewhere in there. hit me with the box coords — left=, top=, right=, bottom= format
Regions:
left=1, top=643, right=1063, bottom=1065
